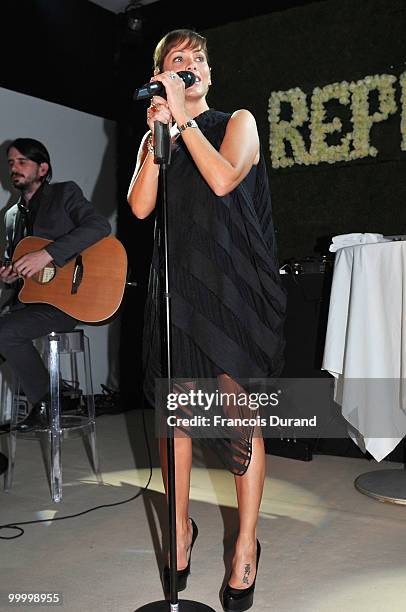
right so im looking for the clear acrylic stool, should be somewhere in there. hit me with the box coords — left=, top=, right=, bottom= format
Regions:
left=4, top=329, right=102, bottom=502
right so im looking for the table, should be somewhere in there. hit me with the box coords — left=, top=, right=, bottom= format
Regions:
left=322, top=240, right=406, bottom=503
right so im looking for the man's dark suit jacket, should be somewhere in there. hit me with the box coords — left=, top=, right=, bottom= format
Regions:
left=3, top=181, right=111, bottom=304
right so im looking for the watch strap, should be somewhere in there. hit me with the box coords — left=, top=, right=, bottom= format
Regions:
left=178, top=119, right=198, bottom=133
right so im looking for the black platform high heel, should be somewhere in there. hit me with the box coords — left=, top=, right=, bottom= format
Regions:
left=222, top=540, right=261, bottom=612
left=163, top=518, right=198, bottom=593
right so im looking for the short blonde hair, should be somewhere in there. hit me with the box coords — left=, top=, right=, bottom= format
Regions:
left=153, top=29, right=209, bottom=73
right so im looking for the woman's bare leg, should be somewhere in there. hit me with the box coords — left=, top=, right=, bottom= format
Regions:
left=216, top=373, right=265, bottom=588
left=160, top=435, right=194, bottom=569
left=229, top=435, right=265, bottom=587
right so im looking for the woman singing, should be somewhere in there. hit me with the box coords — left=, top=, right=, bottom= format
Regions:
left=128, top=29, right=286, bottom=611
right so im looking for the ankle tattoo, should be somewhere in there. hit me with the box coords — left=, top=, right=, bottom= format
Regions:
left=242, top=564, right=251, bottom=585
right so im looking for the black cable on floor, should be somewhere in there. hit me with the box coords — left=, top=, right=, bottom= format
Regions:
left=0, top=407, right=153, bottom=540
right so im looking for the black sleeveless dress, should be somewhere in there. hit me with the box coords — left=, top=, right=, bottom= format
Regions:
left=143, top=109, right=286, bottom=475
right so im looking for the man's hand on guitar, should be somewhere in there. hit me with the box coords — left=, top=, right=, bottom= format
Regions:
left=12, top=249, right=54, bottom=278
left=0, top=263, right=19, bottom=284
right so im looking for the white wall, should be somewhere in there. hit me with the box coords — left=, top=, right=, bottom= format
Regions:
left=0, top=87, right=119, bottom=412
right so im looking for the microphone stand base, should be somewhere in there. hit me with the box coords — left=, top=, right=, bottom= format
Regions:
left=135, top=599, right=216, bottom=611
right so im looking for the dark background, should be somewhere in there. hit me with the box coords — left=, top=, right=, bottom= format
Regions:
left=1, top=0, right=406, bottom=459
left=2, top=0, right=405, bottom=260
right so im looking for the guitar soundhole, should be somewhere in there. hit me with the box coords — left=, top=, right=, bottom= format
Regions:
left=33, top=263, right=56, bottom=284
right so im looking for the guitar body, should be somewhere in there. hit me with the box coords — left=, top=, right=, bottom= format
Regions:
left=13, top=236, right=127, bottom=323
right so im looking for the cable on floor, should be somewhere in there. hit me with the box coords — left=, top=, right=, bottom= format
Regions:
left=0, top=407, right=153, bottom=540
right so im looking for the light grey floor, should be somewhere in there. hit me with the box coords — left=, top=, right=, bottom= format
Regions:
left=1, top=410, right=406, bottom=612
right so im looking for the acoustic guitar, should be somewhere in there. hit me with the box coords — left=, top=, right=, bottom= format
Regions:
left=10, top=235, right=128, bottom=323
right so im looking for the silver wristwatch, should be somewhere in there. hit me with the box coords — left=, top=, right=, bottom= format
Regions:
left=178, top=119, right=198, bottom=133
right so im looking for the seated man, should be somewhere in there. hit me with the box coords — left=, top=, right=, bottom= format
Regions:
left=0, top=138, right=111, bottom=432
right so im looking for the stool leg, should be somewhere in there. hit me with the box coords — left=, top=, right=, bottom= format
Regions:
left=83, top=334, right=103, bottom=484
left=88, top=421, right=102, bottom=484
left=4, top=378, right=20, bottom=492
left=48, top=333, right=62, bottom=503
left=70, top=350, right=80, bottom=395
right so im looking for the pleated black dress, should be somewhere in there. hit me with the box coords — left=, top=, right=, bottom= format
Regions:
left=143, top=109, right=286, bottom=475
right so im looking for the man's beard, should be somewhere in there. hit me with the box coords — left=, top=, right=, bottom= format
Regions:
left=11, top=175, right=37, bottom=192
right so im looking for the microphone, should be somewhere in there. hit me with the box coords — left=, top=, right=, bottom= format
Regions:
left=133, top=70, right=196, bottom=101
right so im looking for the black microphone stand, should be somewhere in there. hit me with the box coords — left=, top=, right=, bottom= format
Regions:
left=136, top=124, right=215, bottom=612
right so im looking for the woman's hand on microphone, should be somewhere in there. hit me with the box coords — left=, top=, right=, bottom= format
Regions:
left=146, top=94, right=172, bottom=132
left=150, top=71, right=187, bottom=124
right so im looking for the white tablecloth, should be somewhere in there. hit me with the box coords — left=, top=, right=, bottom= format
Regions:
left=322, top=241, right=406, bottom=461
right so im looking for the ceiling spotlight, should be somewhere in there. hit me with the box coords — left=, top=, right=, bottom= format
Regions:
left=125, top=1, right=143, bottom=32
